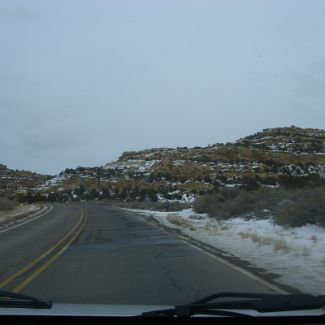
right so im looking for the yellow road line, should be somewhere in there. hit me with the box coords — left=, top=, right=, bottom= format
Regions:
left=12, top=209, right=88, bottom=293
left=0, top=207, right=86, bottom=289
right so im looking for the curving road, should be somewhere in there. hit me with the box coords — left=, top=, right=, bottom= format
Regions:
left=0, top=202, right=282, bottom=305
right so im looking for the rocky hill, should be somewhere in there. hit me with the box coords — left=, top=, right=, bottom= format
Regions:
left=0, top=164, right=52, bottom=199
left=236, top=126, right=325, bottom=153
left=22, top=126, right=325, bottom=203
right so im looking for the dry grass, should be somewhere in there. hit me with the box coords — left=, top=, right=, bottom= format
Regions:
left=0, top=204, right=40, bottom=226
left=239, top=231, right=289, bottom=252
left=273, top=240, right=289, bottom=252
left=0, top=197, right=17, bottom=211
left=203, top=223, right=220, bottom=235
left=166, top=215, right=196, bottom=231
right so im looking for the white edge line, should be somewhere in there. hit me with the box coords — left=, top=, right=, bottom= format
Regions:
left=0, top=205, right=54, bottom=234
left=179, top=237, right=289, bottom=294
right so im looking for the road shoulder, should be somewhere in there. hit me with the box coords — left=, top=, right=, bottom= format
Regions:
left=0, top=204, right=53, bottom=233
left=131, top=211, right=298, bottom=295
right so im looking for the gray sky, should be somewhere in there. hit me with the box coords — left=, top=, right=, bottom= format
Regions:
left=1, top=0, right=325, bottom=175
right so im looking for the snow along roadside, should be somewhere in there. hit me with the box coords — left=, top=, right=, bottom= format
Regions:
left=126, top=208, right=325, bottom=295
left=0, top=204, right=52, bottom=232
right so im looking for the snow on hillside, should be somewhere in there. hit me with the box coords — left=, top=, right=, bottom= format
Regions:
left=38, top=174, right=71, bottom=190
left=30, top=127, right=325, bottom=196
left=104, top=159, right=159, bottom=174
left=157, top=192, right=196, bottom=203
left=237, top=127, right=325, bottom=154
left=105, top=159, right=159, bottom=170
left=128, top=208, right=325, bottom=295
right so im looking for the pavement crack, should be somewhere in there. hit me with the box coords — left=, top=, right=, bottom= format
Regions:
left=161, top=265, right=183, bottom=293
left=189, top=287, right=201, bottom=301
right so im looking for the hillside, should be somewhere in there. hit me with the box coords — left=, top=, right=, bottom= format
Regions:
left=20, top=126, right=325, bottom=203
left=0, top=164, right=51, bottom=199
left=236, top=126, right=325, bottom=153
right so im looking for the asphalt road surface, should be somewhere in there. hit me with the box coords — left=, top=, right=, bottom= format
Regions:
left=0, top=202, right=280, bottom=305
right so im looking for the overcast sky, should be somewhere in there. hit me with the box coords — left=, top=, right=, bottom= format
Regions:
left=1, top=0, right=325, bottom=175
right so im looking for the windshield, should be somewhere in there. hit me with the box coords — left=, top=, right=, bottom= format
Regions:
left=1, top=0, right=325, bottom=316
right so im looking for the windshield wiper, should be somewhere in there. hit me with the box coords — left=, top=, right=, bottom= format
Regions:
left=141, top=292, right=325, bottom=317
left=0, top=290, right=52, bottom=309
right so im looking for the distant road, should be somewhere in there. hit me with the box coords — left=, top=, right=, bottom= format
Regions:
left=0, top=202, right=281, bottom=305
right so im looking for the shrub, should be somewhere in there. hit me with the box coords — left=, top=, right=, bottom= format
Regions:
left=274, top=188, right=325, bottom=227
left=194, top=186, right=325, bottom=227
left=279, top=174, right=325, bottom=188
left=194, top=187, right=282, bottom=219
left=193, top=187, right=240, bottom=217
left=0, top=196, right=17, bottom=211
left=102, top=199, right=190, bottom=212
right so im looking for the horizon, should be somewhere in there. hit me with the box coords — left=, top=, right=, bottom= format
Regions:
left=2, top=124, right=323, bottom=175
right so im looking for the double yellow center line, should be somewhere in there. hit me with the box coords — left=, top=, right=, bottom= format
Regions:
left=0, top=207, right=88, bottom=293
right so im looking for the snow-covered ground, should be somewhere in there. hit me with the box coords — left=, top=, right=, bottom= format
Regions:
left=127, top=208, right=325, bottom=295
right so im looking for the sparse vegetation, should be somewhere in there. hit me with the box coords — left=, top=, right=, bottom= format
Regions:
left=238, top=231, right=289, bottom=252
left=194, top=186, right=325, bottom=227
left=167, top=215, right=196, bottom=231
left=194, top=187, right=283, bottom=219
left=99, top=199, right=191, bottom=212
left=0, top=164, right=52, bottom=198
left=3, top=126, right=325, bottom=222
left=0, top=196, right=17, bottom=211
left=274, top=188, right=325, bottom=227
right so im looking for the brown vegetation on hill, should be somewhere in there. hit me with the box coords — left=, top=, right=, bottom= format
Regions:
left=4, top=126, right=325, bottom=203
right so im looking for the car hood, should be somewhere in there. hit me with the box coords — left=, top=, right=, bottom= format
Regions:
left=0, top=304, right=173, bottom=317
left=0, top=303, right=324, bottom=317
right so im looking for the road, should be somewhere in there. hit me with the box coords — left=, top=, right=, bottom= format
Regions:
left=0, top=202, right=281, bottom=305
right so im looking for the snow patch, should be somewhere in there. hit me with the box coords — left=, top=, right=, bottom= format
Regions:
left=128, top=208, right=325, bottom=295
